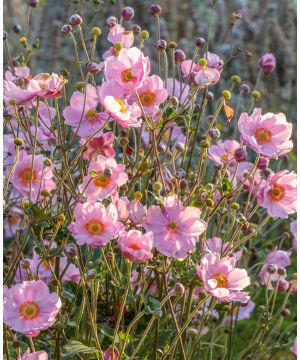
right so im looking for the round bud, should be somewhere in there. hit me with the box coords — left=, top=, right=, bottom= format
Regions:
left=103, top=168, right=112, bottom=179
left=86, top=269, right=97, bottom=280
left=208, top=128, right=220, bottom=140
left=258, top=305, right=265, bottom=313
left=29, top=0, right=39, bottom=7
left=114, top=42, right=123, bottom=51
left=148, top=4, right=162, bottom=16
left=174, top=283, right=185, bottom=295
left=222, top=90, right=232, bottom=100
left=195, top=37, right=205, bottom=48
left=198, top=58, right=207, bottom=67
left=174, top=49, right=186, bottom=63
left=131, top=24, right=141, bottom=34
left=280, top=308, right=290, bottom=317
left=224, top=328, right=231, bottom=334
left=231, top=202, right=240, bottom=210
left=262, top=168, right=272, bottom=179
left=69, top=14, right=82, bottom=27
left=64, top=244, right=77, bottom=259
left=41, top=189, right=50, bottom=197
left=13, top=24, right=22, bottom=34
left=22, top=200, right=30, bottom=209
left=201, top=140, right=210, bottom=148
left=251, top=90, right=261, bottom=100
left=91, top=27, right=101, bottom=36
left=74, top=82, right=85, bottom=91
left=19, top=37, right=27, bottom=45
left=170, top=96, right=179, bottom=107
left=4, top=109, right=12, bottom=121
left=206, top=91, right=214, bottom=101
left=241, top=222, right=249, bottom=231
left=121, top=7, right=135, bottom=21
left=155, top=39, right=167, bottom=50
left=140, top=30, right=149, bottom=40
left=239, top=83, right=251, bottom=95
left=157, top=143, right=166, bottom=153
left=43, top=159, right=52, bottom=167
left=179, top=179, right=188, bottom=191
left=56, top=214, right=66, bottom=223
left=278, top=279, right=289, bottom=292
left=154, top=308, right=163, bottom=318
left=277, top=267, right=286, bottom=276
left=87, top=62, right=101, bottom=75
left=234, top=148, right=248, bottom=162
left=257, top=156, right=269, bottom=171
left=168, top=41, right=177, bottom=49
left=230, top=75, right=241, bottom=84
left=106, top=16, right=118, bottom=28
left=134, top=191, right=143, bottom=200
left=267, top=264, right=278, bottom=274
left=153, top=182, right=162, bottom=192
left=205, top=199, right=214, bottom=208
left=175, top=169, right=185, bottom=179
left=3, top=31, right=8, bottom=40
left=14, top=137, right=24, bottom=147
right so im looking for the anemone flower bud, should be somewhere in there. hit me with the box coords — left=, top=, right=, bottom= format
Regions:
left=121, top=7, right=135, bottom=21
left=62, top=24, right=73, bottom=34
left=257, top=156, right=269, bottom=171
left=131, top=24, right=141, bottom=34
left=64, top=244, right=77, bottom=259
left=69, top=14, right=82, bottom=27
left=195, top=37, right=205, bottom=48
left=149, top=4, right=162, bottom=16
left=174, top=49, right=186, bottom=63
left=29, top=0, right=39, bottom=7
left=234, top=148, right=248, bottom=162
left=106, top=16, right=118, bottom=28
left=258, top=53, right=276, bottom=74
left=155, top=39, right=167, bottom=50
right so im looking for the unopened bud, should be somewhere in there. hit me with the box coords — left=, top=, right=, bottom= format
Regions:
left=69, top=14, right=82, bottom=27
left=64, top=244, right=77, bottom=259
left=14, top=137, right=24, bottom=147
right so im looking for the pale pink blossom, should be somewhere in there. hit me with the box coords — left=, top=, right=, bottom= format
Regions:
left=197, top=252, right=250, bottom=303
left=63, top=84, right=109, bottom=137
left=208, top=140, right=240, bottom=167
left=291, top=337, right=297, bottom=357
left=80, top=155, right=128, bottom=201
left=112, top=194, right=130, bottom=221
left=206, top=52, right=224, bottom=71
left=238, top=108, right=293, bottom=158
left=181, top=60, right=220, bottom=87
left=104, top=47, right=150, bottom=95
left=290, top=220, right=297, bottom=249
left=81, top=131, right=115, bottom=161
left=225, top=300, right=255, bottom=323
left=135, top=75, right=168, bottom=114
left=98, top=80, right=141, bottom=128
left=10, top=150, right=56, bottom=202
left=103, top=347, right=119, bottom=360
left=203, top=236, right=242, bottom=261
left=128, top=198, right=146, bottom=225
left=118, top=230, right=153, bottom=263
left=166, top=78, right=190, bottom=104
left=144, top=195, right=207, bottom=259
left=108, top=24, right=134, bottom=48
left=257, top=170, right=297, bottom=218
left=68, top=201, right=123, bottom=247
left=18, top=348, right=48, bottom=360
left=4, top=206, right=23, bottom=238
left=4, top=280, right=61, bottom=337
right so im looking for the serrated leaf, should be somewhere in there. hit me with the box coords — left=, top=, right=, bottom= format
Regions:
left=62, top=340, right=100, bottom=358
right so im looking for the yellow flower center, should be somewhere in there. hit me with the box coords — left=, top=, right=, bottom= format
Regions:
left=115, top=98, right=127, bottom=113
left=85, top=220, right=104, bottom=235
left=211, top=273, right=228, bottom=288
left=19, top=301, right=40, bottom=320
left=220, top=151, right=234, bottom=162
left=168, top=221, right=178, bottom=231
left=93, top=173, right=111, bottom=188
left=121, top=68, right=137, bottom=83
left=86, top=109, right=96, bottom=118
left=20, top=168, right=37, bottom=183
left=270, top=184, right=285, bottom=201
left=255, top=127, right=272, bottom=143
left=140, top=91, right=156, bottom=107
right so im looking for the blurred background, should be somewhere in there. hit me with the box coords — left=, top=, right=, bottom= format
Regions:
left=4, top=0, right=296, bottom=126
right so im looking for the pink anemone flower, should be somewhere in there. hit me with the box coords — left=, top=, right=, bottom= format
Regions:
left=18, top=348, right=48, bottom=360
left=238, top=108, right=293, bottom=158
left=10, top=150, right=56, bottom=202
left=197, top=252, right=250, bottom=303
left=4, top=280, right=61, bottom=337
left=104, top=47, right=150, bottom=96
left=208, top=140, right=240, bottom=167
left=80, top=155, right=128, bottom=201
left=63, top=84, right=109, bottom=138
left=68, top=201, right=123, bottom=247
left=144, top=195, right=207, bottom=259
left=80, top=131, right=115, bottom=161
left=98, top=80, right=141, bottom=128
left=257, top=170, right=297, bottom=218
left=118, top=230, right=153, bottom=263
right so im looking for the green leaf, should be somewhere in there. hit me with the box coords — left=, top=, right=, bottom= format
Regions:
left=62, top=341, right=100, bottom=358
